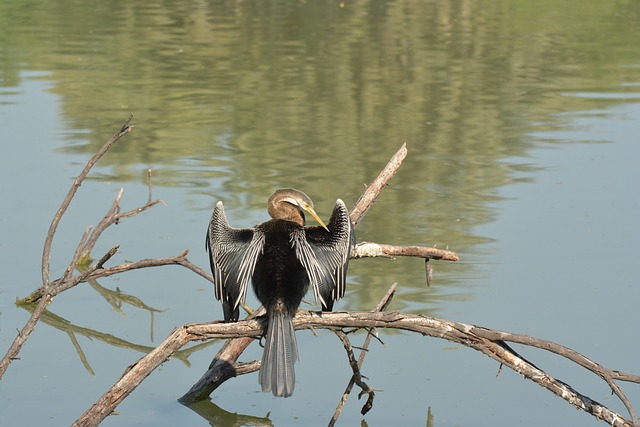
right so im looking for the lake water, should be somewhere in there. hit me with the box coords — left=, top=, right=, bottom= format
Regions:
left=1, top=1, right=639, bottom=426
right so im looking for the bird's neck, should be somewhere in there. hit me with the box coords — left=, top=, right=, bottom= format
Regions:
left=269, top=202, right=305, bottom=226
left=279, top=209, right=305, bottom=225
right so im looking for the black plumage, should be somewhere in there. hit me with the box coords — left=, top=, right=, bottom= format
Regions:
left=206, top=188, right=355, bottom=397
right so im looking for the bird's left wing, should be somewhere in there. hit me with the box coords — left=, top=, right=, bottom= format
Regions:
left=206, top=201, right=265, bottom=322
left=293, top=199, right=355, bottom=311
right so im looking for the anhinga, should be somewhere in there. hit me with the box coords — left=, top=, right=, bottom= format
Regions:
left=206, top=188, right=355, bottom=397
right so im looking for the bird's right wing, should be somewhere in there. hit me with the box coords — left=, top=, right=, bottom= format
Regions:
left=297, top=199, right=355, bottom=311
left=206, top=201, right=265, bottom=322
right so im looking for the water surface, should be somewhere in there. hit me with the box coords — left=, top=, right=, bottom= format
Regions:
left=1, top=1, right=639, bottom=426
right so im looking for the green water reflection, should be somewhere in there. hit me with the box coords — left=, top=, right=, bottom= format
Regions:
left=3, top=1, right=638, bottom=307
left=3, top=1, right=638, bottom=182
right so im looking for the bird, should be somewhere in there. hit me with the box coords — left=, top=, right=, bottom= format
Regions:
left=205, top=188, right=355, bottom=397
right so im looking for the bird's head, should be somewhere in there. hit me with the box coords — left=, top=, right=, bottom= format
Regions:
left=268, top=188, right=329, bottom=231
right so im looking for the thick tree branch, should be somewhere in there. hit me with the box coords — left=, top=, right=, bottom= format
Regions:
left=352, top=242, right=459, bottom=262
left=73, top=309, right=638, bottom=427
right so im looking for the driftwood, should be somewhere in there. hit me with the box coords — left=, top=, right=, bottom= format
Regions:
left=1, top=117, right=638, bottom=427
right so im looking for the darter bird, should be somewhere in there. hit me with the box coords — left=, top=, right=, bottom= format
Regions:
left=206, top=188, right=355, bottom=397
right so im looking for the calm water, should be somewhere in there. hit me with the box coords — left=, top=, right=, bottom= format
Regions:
left=1, top=1, right=639, bottom=426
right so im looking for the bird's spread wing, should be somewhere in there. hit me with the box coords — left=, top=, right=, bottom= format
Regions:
left=206, top=201, right=264, bottom=322
left=293, top=199, right=355, bottom=311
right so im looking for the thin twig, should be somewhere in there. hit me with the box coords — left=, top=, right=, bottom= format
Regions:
left=61, top=226, right=92, bottom=283
left=20, top=251, right=204, bottom=304
left=79, top=186, right=165, bottom=262
left=349, top=143, right=407, bottom=227
left=334, top=331, right=375, bottom=415
left=329, top=283, right=397, bottom=426
left=42, top=115, right=133, bottom=288
left=1, top=117, right=135, bottom=379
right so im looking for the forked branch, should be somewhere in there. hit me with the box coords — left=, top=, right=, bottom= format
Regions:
left=72, top=302, right=639, bottom=427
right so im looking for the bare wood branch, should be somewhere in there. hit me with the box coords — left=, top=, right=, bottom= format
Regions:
left=71, top=325, right=194, bottom=427
left=76, top=188, right=124, bottom=262
left=1, top=117, right=135, bottom=379
left=85, top=252, right=205, bottom=282
left=78, top=187, right=165, bottom=262
left=0, top=294, right=53, bottom=379
left=74, top=309, right=638, bottom=427
left=180, top=288, right=402, bottom=408
left=20, top=251, right=206, bottom=305
left=42, top=114, right=134, bottom=288
left=61, top=226, right=93, bottom=283
left=334, top=331, right=375, bottom=415
left=178, top=337, right=258, bottom=405
left=352, top=242, right=459, bottom=262
left=470, top=327, right=639, bottom=425
left=178, top=307, right=266, bottom=405
left=349, top=143, right=407, bottom=227
left=329, top=283, right=397, bottom=426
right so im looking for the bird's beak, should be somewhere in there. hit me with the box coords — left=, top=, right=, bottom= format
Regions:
left=304, top=204, right=330, bottom=232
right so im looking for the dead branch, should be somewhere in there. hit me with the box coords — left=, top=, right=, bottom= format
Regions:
left=72, top=307, right=638, bottom=427
left=334, top=331, right=375, bottom=414
left=72, top=325, right=195, bottom=427
left=329, top=283, right=397, bottom=426
left=352, top=242, right=459, bottom=262
left=350, top=143, right=407, bottom=227
left=41, top=115, right=134, bottom=288
left=1, top=116, right=136, bottom=379
left=1, top=116, right=168, bottom=379
left=178, top=306, right=265, bottom=405
left=471, top=328, right=639, bottom=423
left=0, top=294, right=54, bottom=378
left=77, top=181, right=166, bottom=264
left=178, top=337, right=259, bottom=404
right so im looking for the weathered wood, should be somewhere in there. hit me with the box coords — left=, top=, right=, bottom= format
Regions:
left=352, top=242, right=459, bottom=261
left=349, top=143, right=407, bottom=227
left=73, top=309, right=637, bottom=427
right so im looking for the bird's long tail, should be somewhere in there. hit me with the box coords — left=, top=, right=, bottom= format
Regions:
left=259, top=309, right=298, bottom=397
